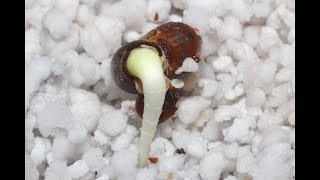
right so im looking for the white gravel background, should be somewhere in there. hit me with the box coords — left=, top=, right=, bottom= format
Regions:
left=25, top=0, right=295, bottom=179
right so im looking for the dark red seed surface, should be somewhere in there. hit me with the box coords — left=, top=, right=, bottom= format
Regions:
left=111, top=22, right=202, bottom=123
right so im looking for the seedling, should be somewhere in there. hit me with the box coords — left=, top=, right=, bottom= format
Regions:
left=111, top=22, right=202, bottom=167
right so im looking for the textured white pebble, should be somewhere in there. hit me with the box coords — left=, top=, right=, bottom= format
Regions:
left=53, top=0, right=79, bottom=20
left=195, top=108, right=214, bottom=127
left=199, top=151, right=228, bottom=180
left=224, top=89, right=237, bottom=100
left=202, top=119, right=221, bottom=141
left=37, top=100, right=73, bottom=131
left=209, top=16, right=223, bottom=30
left=235, top=83, right=245, bottom=96
left=158, top=155, right=185, bottom=173
left=250, top=132, right=263, bottom=155
left=128, top=144, right=139, bottom=156
left=104, top=0, right=147, bottom=32
left=186, top=132, right=208, bottom=158
left=277, top=4, right=295, bottom=28
left=93, top=80, right=109, bottom=97
left=172, top=129, right=190, bottom=149
left=246, top=88, right=266, bottom=107
left=211, top=56, right=234, bottom=72
left=69, top=88, right=102, bottom=132
left=80, top=23, right=109, bottom=62
left=251, top=143, right=294, bottom=180
left=149, top=137, right=176, bottom=158
left=68, top=122, right=88, bottom=144
left=259, top=60, right=278, bottom=84
left=267, top=83, right=290, bottom=107
left=77, top=4, right=91, bottom=26
left=168, top=14, right=182, bottom=22
left=223, top=142, right=239, bottom=159
left=232, top=41, right=258, bottom=63
left=214, top=105, right=238, bottom=122
left=146, top=0, right=171, bottom=22
left=198, top=78, right=219, bottom=98
left=63, top=51, right=101, bottom=87
left=67, top=160, right=89, bottom=179
left=260, top=127, right=290, bottom=149
left=279, top=44, right=295, bottom=67
left=25, top=1, right=50, bottom=29
left=177, top=96, right=211, bottom=124
left=98, top=110, right=128, bottom=136
left=93, top=16, right=125, bottom=55
left=52, top=135, right=73, bottom=160
left=243, top=26, right=260, bottom=47
left=172, top=120, right=187, bottom=130
left=111, top=130, right=134, bottom=152
left=125, top=125, right=138, bottom=136
left=93, top=130, right=110, bottom=146
left=275, top=68, right=294, bottom=83
left=176, top=165, right=200, bottom=180
left=236, top=146, right=255, bottom=174
left=257, top=109, right=283, bottom=130
left=44, top=160, right=72, bottom=179
left=30, top=137, right=52, bottom=165
left=175, top=57, right=199, bottom=74
left=230, top=0, right=253, bottom=22
left=25, top=153, right=39, bottom=180
left=42, top=8, right=72, bottom=40
left=253, top=1, right=271, bottom=18
left=171, top=79, right=185, bottom=89
left=183, top=9, right=210, bottom=34
left=266, top=9, right=281, bottom=29
left=230, top=66, right=239, bottom=80
left=120, top=100, right=138, bottom=119
left=223, top=116, right=256, bottom=143
left=200, top=34, right=221, bottom=58
left=39, top=25, right=80, bottom=56
left=218, top=16, right=242, bottom=41
left=136, top=166, right=157, bottom=180
left=110, top=149, right=138, bottom=178
left=123, top=30, right=140, bottom=43
left=259, top=26, right=281, bottom=51
left=217, top=39, right=237, bottom=56
left=83, top=148, right=106, bottom=171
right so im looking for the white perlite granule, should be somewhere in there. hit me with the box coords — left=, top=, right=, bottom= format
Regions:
left=175, top=57, right=199, bottom=74
left=25, top=0, right=295, bottom=179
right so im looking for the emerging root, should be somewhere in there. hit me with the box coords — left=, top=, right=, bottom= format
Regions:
left=127, top=47, right=167, bottom=167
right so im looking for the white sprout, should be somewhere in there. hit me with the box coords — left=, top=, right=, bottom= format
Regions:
left=127, top=47, right=167, bottom=167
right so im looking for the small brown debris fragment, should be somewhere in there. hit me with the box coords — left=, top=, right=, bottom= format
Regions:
left=154, top=13, right=159, bottom=21
left=148, top=157, right=159, bottom=164
left=176, top=148, right=186, bottom=154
